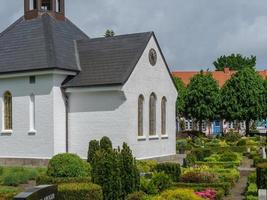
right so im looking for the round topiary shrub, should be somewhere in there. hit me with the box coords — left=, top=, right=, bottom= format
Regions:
left=47, top=153, right=90, bottom=178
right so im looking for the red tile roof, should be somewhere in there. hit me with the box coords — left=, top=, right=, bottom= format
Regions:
left=172, top=68, right=267, bottom=87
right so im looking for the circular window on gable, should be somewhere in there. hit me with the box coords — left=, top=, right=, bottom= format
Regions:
left=149, top=48, right=157, bottom=66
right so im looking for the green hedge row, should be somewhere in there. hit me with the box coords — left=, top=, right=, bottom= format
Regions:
left=36, top=175, right=91, bottom=185
left=195, top=161, right=239, bottom=168
left=57, top=183, right=103, bottom=200
left=256, top=162, right=267, bottom=189
left=155, top=163, right=181, bottom=182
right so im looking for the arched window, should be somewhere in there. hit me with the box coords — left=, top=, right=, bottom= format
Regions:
left=138, top=95, right=144, bottom=137
left=161, top=97, right=167, bottom=136
left=3, top=91, right=12, bottom=130
left=149, top=93, right=157, bottom=136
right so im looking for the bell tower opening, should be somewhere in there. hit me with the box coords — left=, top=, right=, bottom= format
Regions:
left=24, top=0, right=65, bottom=20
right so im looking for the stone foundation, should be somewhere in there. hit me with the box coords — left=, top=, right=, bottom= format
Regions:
left=142, top=154, right=186, bottom=165
left=0, top=158, right=49, bottom=167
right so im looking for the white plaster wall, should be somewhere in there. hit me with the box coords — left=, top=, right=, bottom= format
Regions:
left=68, top=36, right=177, bottom=159
left=0, top=73, right=67, bottom=159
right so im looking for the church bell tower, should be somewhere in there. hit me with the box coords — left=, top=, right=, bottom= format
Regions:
left=24, top=0, right=65, bottom=20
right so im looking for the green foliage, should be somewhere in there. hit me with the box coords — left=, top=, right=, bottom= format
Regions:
left=236, top=138, right=246, bottom=146
left=221, top=68, right=265, bottom=135
left=183, top=153, right=197, bottom=167
left=213, top=54, right=256, bottom=71
left=47, top=153, right=90, bottom=178
left=57, top=183, right=103, bottom=200
left=155, top=163, right=181, bottom=182
left=87, top=140, right=100, bottom=163
left=256, top=162, right=267, bottom=189
left=151, top=188, right=205, bottom=200
left=150, top=172, right=172, bottom=192
left=126, top=191, right=147, bottom=200
left=0, top=186, right=21, bottom=200
left=245, top=196, right=258, bottom=200
left=224, top=131, right=242, bottom=142
left=173, top=77, right=187, bottom=117
left=140, top=177, right=158, bottom=195
left=219, top=151, right=239, bottom=162
left=120, top=143, right=140, bottom=198
left=105, top=29, right=115, bottom=37
left=100, top=136, right=112, bottom=151
left=137, top=160, right=157, bottom=173
left=247, top=172, right=256, bottom=184
left=246, top=183, right=258, bottom=196
left=185, top=71, right=220, bottom=131
left=176, top=139, right=191, bottom=153
left=181, top=171, right=218, bottom=183
left=36, top=174, right=91, bottom=185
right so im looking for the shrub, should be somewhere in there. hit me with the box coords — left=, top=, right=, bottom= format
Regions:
left=224, top=131, right=241, bottom=142
left=246, top=183, right=257, bottom=196
left=150, top=172, right=172, bottom=192
left=120, top=143, right=140, bottom=198
left=256, top=162, right=267, bottom=189
left=246, top=196, right=258, bottom=200
left=0, top=186, right=21, bottom=200
left=47, top=153, right=90, bottom=178
left=36, top=174, right=91, bottom=185
left=176, top=139, right=189, bottom=153
left=183, top=153, right=196, bottom=167
left=181, top=171, right=218, bottom=183
left=88, top=140, right=100, bottom=163
left=137, top=160, right=157, bottom=173
left=195, top=188, right=217, bottom=200
left=155, top=163, right=181, bottom=182
left=152, top=188, right=205, bottom=200
left=57, top=183, right=103, bottom=200
left=126, top=191, right=147, bottom=200
left=100, top=136, right=112, bottom=151
left=192, top=148, right=212, bottom=161
left=219, top=151, right=238, bottom=162
left=140, top=177, right=158, bottom=195
left=247, top=172, right=256, bottom=184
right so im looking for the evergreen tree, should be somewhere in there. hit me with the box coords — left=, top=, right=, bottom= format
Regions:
left=185, top=71, right=220, bottom=132
left=100, top=136, right=112, bottom=151
left=87, top=140, right=100, bottom=163
left=221, top=68, right=265, bottom=135
left=105, top=29, right=115, bottom=37
left=213, top=54, right=256, bottom=71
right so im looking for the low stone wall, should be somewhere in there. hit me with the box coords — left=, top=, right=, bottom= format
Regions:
left=142, top=154, right=186, bottom=165
left=0, top=158, right=49, bottom=167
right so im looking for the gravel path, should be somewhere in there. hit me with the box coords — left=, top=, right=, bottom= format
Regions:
left=223, top=158, right=255, bottom=200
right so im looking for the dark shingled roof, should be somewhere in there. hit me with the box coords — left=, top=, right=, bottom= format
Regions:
left=63, top=32, right=153, bottom=87
left=0, top=13, right=89, bottom=74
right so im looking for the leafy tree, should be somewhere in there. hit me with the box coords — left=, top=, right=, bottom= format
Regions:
left=105, top=29, right=115, bottom=37
left=264, top=78, right=267, bottom=118
left=220, top=68, right=265, bottom=136
left=213, top=54, right=256, bottom=71
left=100, top=136, right=112, bottom=151
left=185, top=71, right=220, bottom=132
left=173, top=77, right=186, bottom=118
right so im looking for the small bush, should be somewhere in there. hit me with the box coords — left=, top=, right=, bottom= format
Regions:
left=126, top=191, right=147, bottom=200
left=155, top=163, right=181, bottom=182
left=58, top=183, right=103, bottom=200
left=246, top=183, right=257, bottom=196
left=236, top=138, right=246, bottom=146
left=150, top=172, right=172, bottom=192
left=219, top=151, right=238, bottom=162
left=0, top=186, right=21, bottom=200
left=181, top=171, right=218, bottom=183
left=183, top=153, right=197, bottom=167
left=256, top=162, right=267, bottom=189
left=245, top=195, right=258, bottom=200
left=140, top=177, right=158, bottom=195
left=152, top=188, right=205, bottom=200
left=224, top=131, right=241, bottom=142
left=47, top=153, right=90, bottom=178
left=88, top=140, right=100, bottom=163
left=137, top=160, right=157, bottom=173
left=247, top=172, right=256, bottom=184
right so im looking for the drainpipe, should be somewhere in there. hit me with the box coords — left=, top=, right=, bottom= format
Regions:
left=61, top=88, right=69, bottom=153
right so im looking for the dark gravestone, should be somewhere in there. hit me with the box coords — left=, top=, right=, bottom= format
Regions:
left=14, top=185, right=57, bottom=200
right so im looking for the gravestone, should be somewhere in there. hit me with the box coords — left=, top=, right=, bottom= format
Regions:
left=13, top=185, right=57, bottom=200
left=259, top=189, right=267, bottom=200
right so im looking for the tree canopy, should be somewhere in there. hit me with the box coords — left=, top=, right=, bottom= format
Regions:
left=185, top=71, right=220, bottom=131
left=173, top=77, right=186, bottom=118
left=220, top=68, right=265, bottom=135
left=105, top=29, right=115, bottom=37
left=213, top=54, right=256, bottom=71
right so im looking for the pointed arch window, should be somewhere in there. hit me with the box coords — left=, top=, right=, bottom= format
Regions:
left=161, top=97, right=167, bottom=136
left=138, top=95, right=144, bottom=137
left=149, top=93, right=157, bottom=136
left=3, top=91, right=12, bottom=130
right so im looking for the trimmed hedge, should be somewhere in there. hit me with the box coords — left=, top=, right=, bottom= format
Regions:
left=58, top=183, right=103, bottom=200
left=126, top=191, right=146, bottom=200
left=36, top=175, right=91, bottom=185
left=195, top=161, right=239, bottom=168
left=155, top=163, right=181, bottom=182
left=172, top=182, right=231, bottom=195
left=256, top=162, right=267, bottom=189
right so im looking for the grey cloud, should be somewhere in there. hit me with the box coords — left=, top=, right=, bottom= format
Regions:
left=1, top=0, right=267, bottom=70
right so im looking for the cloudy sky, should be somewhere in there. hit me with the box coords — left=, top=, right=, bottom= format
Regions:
left=1, top=0, right=267, bottom=71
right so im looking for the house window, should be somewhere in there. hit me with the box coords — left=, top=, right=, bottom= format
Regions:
left=138, top=95, right=144, bottom=137
left=56, top=0, right=61, bottom=12
left=3, top=91, right=12, bottom=130
left=161, top=97, right=167, bottom=135
left=29, top=94, right=36, bottom=132
left=149, top=93, right=157, bottom=136
left=29, top=0, right=37, bottom=10
left=29, top=76, right=36, bottom=84
left=41, top=0, right=52, bottom=11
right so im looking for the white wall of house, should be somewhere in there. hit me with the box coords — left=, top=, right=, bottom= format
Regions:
left=68, top=36, right=178, bottom=159
left=0, top=73, right=67, bottom=159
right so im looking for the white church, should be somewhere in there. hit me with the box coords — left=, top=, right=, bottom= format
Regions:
left=0, top=0, right=177, bottom=165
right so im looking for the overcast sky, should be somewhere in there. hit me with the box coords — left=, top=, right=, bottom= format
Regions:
left=1, top=1, right=267, bottom=71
